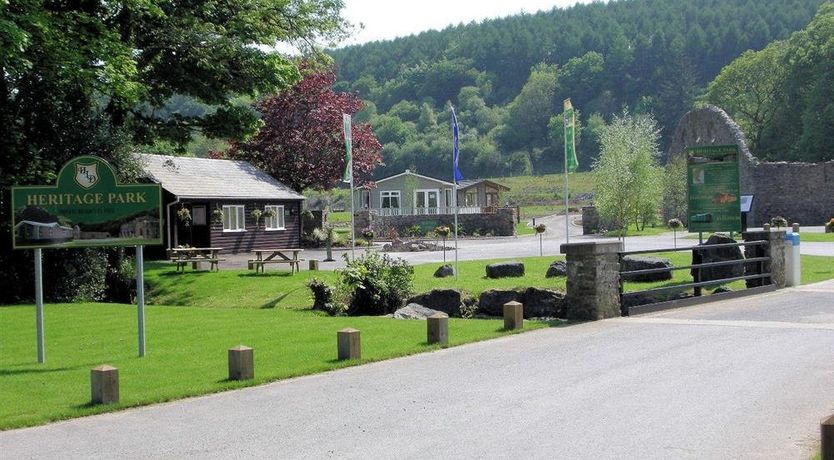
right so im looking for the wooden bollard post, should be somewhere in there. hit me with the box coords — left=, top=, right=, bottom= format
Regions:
left=822, top=415, right=834, bottom=460
left=337, top=328, right=361, bottom=360
left=427, top=313, right=449, bottom=345
left=309, top=259, right=319, bottom=271
left=228, top=345, right=254, bottom=381
left=503, top=301, right=524, bottom=330
left=91, top=365, right=119, bottom=405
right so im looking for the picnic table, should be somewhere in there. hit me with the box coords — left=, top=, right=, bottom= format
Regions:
left=170, top=247, right=225, bottom=272
left=248, top=248, right=304, bottom=274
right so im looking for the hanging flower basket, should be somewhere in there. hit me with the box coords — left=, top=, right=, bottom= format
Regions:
left=251, top=209, right=263, bottom=229
left=177, top=207, right=192, bottom=227
left=211, top=208, right=223, bottom=224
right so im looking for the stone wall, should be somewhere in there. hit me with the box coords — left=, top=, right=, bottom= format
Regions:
left=359, top=208, right=516, bottom=237
left=751, top=162, right=834, bottom=226
left=669, top=105, right=834, bottom=226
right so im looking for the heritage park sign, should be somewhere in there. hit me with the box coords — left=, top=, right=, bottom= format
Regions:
left=687, top=145, right=742, bottom=236
left=11, top=156, right=162, bottom=362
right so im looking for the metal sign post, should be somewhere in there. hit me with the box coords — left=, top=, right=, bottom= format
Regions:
left=34, top=248, right=45, bottom=363
left=11, top=155, right=163, bottom=362
left=136, top=245, right=146, bottom=357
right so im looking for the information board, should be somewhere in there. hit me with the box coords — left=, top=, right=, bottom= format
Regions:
left=687, top=145, right=741, bottom=233
left=12, top=156, right=163, bottom=249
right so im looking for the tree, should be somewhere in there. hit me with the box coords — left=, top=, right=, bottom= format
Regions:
left=0, top=0, right=349, bottom=303
left=496, top=63, right=559, bottom=151
left=703, top=41, right=788, bottom=153
left=230, top=64, right=383, bottom=192
left=592, top=110, right=663, bottom=232
left=662, top=155, right=688, bottom=224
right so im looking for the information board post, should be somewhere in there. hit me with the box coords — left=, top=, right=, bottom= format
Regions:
left=34, top=248, right=45, bottom=364
left=137, top=245, right=146, bottom=357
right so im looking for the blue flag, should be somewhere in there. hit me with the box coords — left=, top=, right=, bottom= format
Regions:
left=452, top=107, right=463, bottom=183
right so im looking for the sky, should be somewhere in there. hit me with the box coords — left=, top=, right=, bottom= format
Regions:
left=339, top=0, right=602, bottom=46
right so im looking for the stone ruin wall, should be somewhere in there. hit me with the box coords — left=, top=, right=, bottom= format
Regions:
left=669, top=105, right=834, bottom=227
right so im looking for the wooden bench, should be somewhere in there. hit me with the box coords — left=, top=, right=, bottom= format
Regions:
left=172, top=258, right=226, bottom=272
left=247, top=258, right=305, bottom=274
left=169, top=247, right=226, bottom=272
left=248, top=248, right=304, bottom=274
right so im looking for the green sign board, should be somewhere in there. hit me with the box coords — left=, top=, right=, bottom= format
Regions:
left=12, top=156, right=163, bottom=249
left=687, top=145, right=741, bottom=233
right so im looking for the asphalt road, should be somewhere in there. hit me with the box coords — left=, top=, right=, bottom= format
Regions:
left=290, top=218, right=834, bottom=271
left=4, top=281, right=834, bottom=459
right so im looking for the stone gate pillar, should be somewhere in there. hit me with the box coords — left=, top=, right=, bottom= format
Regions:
left=743, top=230, right=787, bottom=289
left=560, top=241, right=623, bottom=320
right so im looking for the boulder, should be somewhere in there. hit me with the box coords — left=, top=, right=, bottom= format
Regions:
left=692, top=234, right=743, bottom=282
left=545, top=260, right=567, bottom=278
left=407, top=289, right=463, bottom=317
left=477, top=288, right=566, bottom=318
left=434, top=264, right=455, bottom=278
left=393, top=303, right=440, bottom=320
left=478, top=290, right=521, bottom=317
left=521, top=287, right=565, bottom=318
left=620, top=256, right=673, bottom=282
left=486, top=261, right=524, bottom=278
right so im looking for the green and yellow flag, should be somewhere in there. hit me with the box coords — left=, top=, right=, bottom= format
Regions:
left=564, top=98, right=578, bottom=173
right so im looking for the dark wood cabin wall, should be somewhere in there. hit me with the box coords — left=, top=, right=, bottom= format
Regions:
left=208, top=200, right=302, bottom=254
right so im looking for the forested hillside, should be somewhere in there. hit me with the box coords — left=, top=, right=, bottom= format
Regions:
left=327, top=0, right=824, bottom=180
left=705, top=1, right=834, bottom=163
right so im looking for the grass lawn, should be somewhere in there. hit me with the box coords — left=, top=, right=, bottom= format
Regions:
left=145, top=255, right=569, bottom=309
left=792, top=232, right=834, bottom=242
left=516, top=221, right=537, bottom=236
left=327, top=210, right=351, bottom=224
left=0, top=303, right=551, bottom=430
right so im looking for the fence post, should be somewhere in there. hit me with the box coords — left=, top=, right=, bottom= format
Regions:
left=228, top=345, right=254, bottom=381
left=742, top=229, right=787, bottom=289
left=427, top=313, right=449, bottom=345
left=503, top=301, right=524, bottom=330
left=560, top=241, right=623, bottom=320
left=822, top=415, right=834, bottom=460
left=91, top=365, right=119, bottom=405
left=692, top=248, right=703, bottom=297
left=337, top=328, right=361, bottom=360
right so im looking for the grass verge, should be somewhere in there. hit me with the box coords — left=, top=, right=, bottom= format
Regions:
left=0, top=303, right=552, bottom=430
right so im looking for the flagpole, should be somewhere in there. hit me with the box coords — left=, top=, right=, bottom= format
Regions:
left=350, top=167, right=355, bottom=262
left=565, top=138, right=570, bottom=245
left=342, top=114, right=355, bottom=261
left=453, top=184, right=459, bottom=280
left=451, top=106, right=461, bottom=280
left=563, top=98, right=575, bottom=246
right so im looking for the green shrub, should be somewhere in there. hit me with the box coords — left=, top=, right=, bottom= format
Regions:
left=406, top=225, right=422, bottom=237
left=307, top=278, right=343, bottom=316
left=336, top=252, right=414, bottom=316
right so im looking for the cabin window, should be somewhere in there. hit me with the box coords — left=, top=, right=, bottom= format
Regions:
left=265, top=205, right=285, bottom=230
left=222, top=205, right=245, bottom=231
left=380, top=191, right=400, bottom=209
